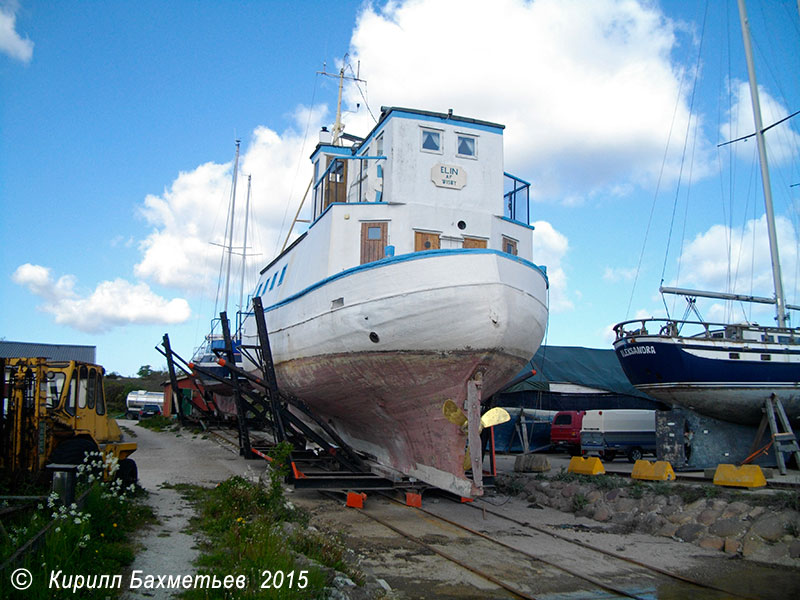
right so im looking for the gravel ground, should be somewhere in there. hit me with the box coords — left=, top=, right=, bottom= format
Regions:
left=115, top=423, right=800, bottom=599
left=118, top=420, right=266, bottom=600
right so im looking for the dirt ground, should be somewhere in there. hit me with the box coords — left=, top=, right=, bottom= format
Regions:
left=122, top=424, right=800, bottom=599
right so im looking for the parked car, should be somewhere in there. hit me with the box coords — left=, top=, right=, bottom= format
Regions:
left=580, top=409, right=656, bottom=462
left=138, top=404, right=162, bottom=419
left=550, top=411, right=585, bottom=456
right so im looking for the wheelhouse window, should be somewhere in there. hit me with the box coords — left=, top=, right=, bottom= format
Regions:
left=421, top=128, right=442, bottom=153
left=502, top=236, right=518, bottom=256
left=376, top=133, right=384, bottom=156
left=456, top=134, right=476, bottom=158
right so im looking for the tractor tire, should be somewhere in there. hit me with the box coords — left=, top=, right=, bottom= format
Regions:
left=48, top=437, right=98, bottom=466
left=117, top=458, right=138, bottom=488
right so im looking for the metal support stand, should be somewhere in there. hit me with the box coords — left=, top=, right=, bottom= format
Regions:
left=762, top=395, right=800, bottom=474
left=220, top=311, right=252, bottom=458
left=252, top=296, right=286, bottom=443
left=162, top=334, right=186, bottom=426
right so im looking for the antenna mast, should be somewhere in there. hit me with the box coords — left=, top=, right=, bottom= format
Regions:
left=317, top=54, right=366, bottom=145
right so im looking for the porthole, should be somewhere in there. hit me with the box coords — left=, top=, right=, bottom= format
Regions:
left=369, top=332, right=380, bottom=343
left=457, top=220, right=466, bottom=230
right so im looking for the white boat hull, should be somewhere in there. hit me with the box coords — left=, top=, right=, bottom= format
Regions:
left=243, top=250, right=548, bottom=496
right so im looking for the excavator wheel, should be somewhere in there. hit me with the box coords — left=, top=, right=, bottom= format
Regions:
left=116, top=458, right=138, bottom=488
left=48, top=437, right=99, bottom=467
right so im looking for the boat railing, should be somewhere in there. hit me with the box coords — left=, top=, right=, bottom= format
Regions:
left=313, top=154, right=388, bottom=218
left=503, top=172, right=531, bottom=225
left=613, top=317, right=800, bottom=344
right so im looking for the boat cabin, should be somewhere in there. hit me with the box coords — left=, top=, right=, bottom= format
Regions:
left=253, top=106, right=542, bottom=306
left=311, top=107, right=533, bottom=263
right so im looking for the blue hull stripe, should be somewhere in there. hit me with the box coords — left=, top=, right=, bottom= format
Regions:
left=248, top=249, right=548, bottom=316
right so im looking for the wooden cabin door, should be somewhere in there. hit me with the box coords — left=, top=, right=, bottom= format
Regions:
left=361, top=222, right=388, bottom=264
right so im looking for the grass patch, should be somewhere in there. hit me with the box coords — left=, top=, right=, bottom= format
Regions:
left=0, top=453, right=155, bottom=599
left=176, top=442, right=361, bottom=599
left=136, top=415, right=177, bottom=432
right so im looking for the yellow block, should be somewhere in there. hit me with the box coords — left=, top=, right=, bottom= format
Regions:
left=631, top=460, right=675, bottom=481
left=567, top=456, right=605, bottom=476
left=712, top=464, right=766, bottom=488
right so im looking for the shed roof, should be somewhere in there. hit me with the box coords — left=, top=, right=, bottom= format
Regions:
left=0, top=341, right=96, bottom=363
left=504, top=345, right=647, bottom=398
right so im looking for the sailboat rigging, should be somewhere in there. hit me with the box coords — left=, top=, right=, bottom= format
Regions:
left=613, top=0, right=800, bottom=426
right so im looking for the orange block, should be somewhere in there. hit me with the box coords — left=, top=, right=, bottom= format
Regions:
left=346, top=492, right=367, bottom=508
left=405, top=492, right=422, bottom=507
left=460, top=497, right=474, bottom=503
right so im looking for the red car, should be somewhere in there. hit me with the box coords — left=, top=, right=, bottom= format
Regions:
left=550, top=411, right=585, bottom=456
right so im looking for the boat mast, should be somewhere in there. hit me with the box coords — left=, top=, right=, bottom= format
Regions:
left=238, top=174, right=251, bottom=320
left=331, top=65, right=345, bottom=145
left=736, top=0, right=788, bottom=327
left=223, top=139, right=241, bottom=315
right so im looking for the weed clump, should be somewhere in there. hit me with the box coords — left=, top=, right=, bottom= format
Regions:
left=180, top=442, right=360, bottom=598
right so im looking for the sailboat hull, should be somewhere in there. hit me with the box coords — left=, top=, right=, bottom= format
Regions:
left=244, top=249, right=549, bottom=496
left=613, top=333, right=800, bottom=424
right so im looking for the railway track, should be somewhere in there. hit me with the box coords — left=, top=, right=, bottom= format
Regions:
left=332, top=491, right=750, bottom=600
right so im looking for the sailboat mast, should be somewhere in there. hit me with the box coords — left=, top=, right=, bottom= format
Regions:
left=238, top=174, right=251, bottom=320
left=736, top=0, right=788, bottom=327
left=223, top=139, right=241, bottom=315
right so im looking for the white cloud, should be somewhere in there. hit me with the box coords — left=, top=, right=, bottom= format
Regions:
left=531, top=220, right=572, bottom=312
left=12, top=263, right=191, bottom=333
left=0, top=1, right=33, bottom=63
left=344, top=0, right=707, bottom=202
left=666, top=215, right=799, bottom=323
left=720, top=80, right=800, bottom=166
left=134, top=106, right=327, bottom=298
left=603, top=266, right=639, bottom=282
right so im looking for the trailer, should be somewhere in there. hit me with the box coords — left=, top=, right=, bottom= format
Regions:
left=580, top=409, right=656, bottom=462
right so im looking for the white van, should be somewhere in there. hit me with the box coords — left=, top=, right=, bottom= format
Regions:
left=580, top=409, right=656, bottom=462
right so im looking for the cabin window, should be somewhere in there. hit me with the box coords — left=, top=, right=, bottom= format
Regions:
left=269, top=272, right=278, bottom=291
left=64, top=377, right=76, bottom=416
left=87, top=368, right=96, bottom=410
left=45, top=372, right=65, bottom=409
left=457, top=134, right=476, bottom=158
left=463, top=236, right=487, bottom=249
left=77, top=365, right=88, bottom=409
left=376, top=133, right=384, bottom=156
left=278, top=265, right=287, bottom=286
left=96, top=376, right=106, bottom=415
left=502, top=236, right=518, bottom=256
left=421, top=128, right=442, bottom=153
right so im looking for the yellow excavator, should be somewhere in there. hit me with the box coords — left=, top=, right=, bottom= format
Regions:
left=0, top=357, right=137, bottom=485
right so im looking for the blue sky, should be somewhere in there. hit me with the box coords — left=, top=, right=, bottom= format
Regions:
left=2, top=0, right=799, bottom=376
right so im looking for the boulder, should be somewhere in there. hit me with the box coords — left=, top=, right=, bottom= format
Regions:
left=697, top=509, right=721, bottom=526
left=724, top=537, right=741, bottom=555
left=709, top=518, right=747, bottom=538
left=675, top=523, right=705, bottom=542
left=698, top=535, right=725, bottom=551
left=751, top=515, right=786, bottom=542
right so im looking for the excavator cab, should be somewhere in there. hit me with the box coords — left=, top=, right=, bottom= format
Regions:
left=1, top=357, right=136, bottom=480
